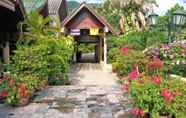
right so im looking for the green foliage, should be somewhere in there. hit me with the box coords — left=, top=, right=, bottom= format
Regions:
left=129, top=76, right=186, bottom=118
left=78, top=44, right=96, bottom=53
left=0, top=12, right=73, bottom=106
left=166, top=3, right=184, bottom=16
left=107, top=29, right=167, bottom=64
left=159, top=42, right=186, bottom=77
left=113, top=49, right=148, bottom=77
left=16, top=12, right=73, bottom=84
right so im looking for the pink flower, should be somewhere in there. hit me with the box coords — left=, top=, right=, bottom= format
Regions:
left=121, top=84, right=129, bottom=92
left=120, top=46, right=129, bottom=55
left=147, top=58, right=163, bottom=69
left=139, top=109, right=145, bottom=117
left=130, top=108, right=140, bottom=116
left=128, top=70, right=139, bottom=80
left=130, top=108, right=145, bottom=117
left=172, top=90, right=178, bottom=97
left=161, top=89, right=173, bottom=103
left=151, top=76, right=161, bottom=85
left=165, top=96, right=173, bottom=103
left=8, top=79, right=14, bottom=86
left=161, top=89, right=171, bottom=98
left=0, top=90, right=8, bottom=97
left=160, top=44, right=170, bottom=50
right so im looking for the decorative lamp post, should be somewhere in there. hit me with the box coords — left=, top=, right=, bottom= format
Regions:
left=172, top=10, right=186, bottom=26
left=148, top=10, right=186, bottom=43
left=148, top=12, right=159, bottom=26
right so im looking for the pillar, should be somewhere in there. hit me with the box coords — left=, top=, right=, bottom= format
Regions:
left=99, top=37, right=103, bottom=63
left=103, top=36, right=107, bottom=65
left=3, top=41, right=10, bottom=64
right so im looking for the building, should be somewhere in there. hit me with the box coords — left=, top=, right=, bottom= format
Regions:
left=0, top=0, right=25, bottom=63
left=62, top=3, right=116, bottom=64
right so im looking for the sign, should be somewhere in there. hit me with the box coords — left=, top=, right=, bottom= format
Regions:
left=70, top=29, right=80, bottom=36
left=90, top=28, right=99, bottom=35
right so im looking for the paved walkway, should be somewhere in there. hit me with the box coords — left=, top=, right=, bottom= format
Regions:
left=0, top=64, right=131, bottom=118
left=70, top=63, right=118, bottom=86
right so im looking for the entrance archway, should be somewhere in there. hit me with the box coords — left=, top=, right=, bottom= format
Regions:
left=74, top=34, right=102, bottom=63
left=62, top=3, right=116, bottom=64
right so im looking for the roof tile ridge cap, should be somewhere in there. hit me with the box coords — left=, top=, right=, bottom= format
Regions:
left=62, top=3, right=84, bottom=26
left=56, top=0, right=64, bottom=11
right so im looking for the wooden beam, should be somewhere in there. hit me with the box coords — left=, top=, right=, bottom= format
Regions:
left=3, top=41, right=10, bottom=64
left=0, top=0, right=15, bottom=11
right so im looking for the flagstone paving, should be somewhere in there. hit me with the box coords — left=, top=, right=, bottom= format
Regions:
left=0, top=64, right=132, bottom=118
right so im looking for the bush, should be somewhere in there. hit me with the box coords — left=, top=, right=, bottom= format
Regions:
left=113, top=46, right=148, bottom=77
left=145, top=40, right=186, bottom=77
left=121, top=54, right=186, bottom=118
left=0, top=12, right=73, bottom=106
left=128, top=76, right=186, bottom=118
left=12, top=36, right=73, bottom=83
left=107, top=29, right=167, bottom=63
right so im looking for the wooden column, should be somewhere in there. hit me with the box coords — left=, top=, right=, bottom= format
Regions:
left=3, top=41, right=10, bottom=64
left=103, top=36, right=107, bottom=64
left=99, top=37, right=103, bottom=63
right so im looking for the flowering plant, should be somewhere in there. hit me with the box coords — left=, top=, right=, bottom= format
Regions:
left=145, top=41, right=186, bottom=77
left=112, top=45, right=148, bottom=77
left=121, top=58, right=186, bottom=118
left=0, top=74, right=44, bottom=106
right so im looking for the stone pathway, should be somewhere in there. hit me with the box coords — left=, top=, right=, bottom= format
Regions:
left=69, top=63, right=118, bottom=86
left=0, top=64, right=132, bottom=118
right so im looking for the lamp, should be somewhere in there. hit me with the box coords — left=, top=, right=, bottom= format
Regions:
left=148, top=12, right=159, bottom=26
left=172, top=10, right=186, bottom=26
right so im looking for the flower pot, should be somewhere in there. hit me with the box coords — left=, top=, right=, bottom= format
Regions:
left=17, top=91, right=33, bottom=107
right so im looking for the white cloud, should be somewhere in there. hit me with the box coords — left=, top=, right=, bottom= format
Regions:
left=154, top=0, right=186, bottom=16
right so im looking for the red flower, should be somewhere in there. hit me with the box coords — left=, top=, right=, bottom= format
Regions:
left=161, top=89, right=173, bottom=103
left=121, top=84, right=129, bottom=92
left=172, top=90, right=178, bottom=97
left=8, top=79, right=14, bottom=86
left=151, top=76, right=161, bottom=85
left=139, top=109, right=145, bottom=117
left=128, top=70, right=139, bottom=80
left=18, top=84, right=26, bottom=97
left=161, top=89, right=171, bottom=98
left=0, top=90, right=8, bottom=97
left=165, top=96, right=173, bottom=103
left=147, top=58, right=163, bottom=69
left=120, top=46, right=129, bottom=55
left=130, top=108, right=145, bottom=117
left=130, top=108, right=140, bottom=116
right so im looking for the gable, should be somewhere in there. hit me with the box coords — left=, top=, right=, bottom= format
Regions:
left=66, top=7, right=104, bottom=29
left=62, top=3, right=116, bottom=35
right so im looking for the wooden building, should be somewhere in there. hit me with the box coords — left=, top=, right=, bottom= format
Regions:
left=0, top=0, right=25, bottom=63
left=39, top=0, right=68, bottom=23
left=62, top=3, right=116, bottom=64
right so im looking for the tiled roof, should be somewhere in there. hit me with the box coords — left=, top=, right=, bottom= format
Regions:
left=48, top=0, right=63, bottom=14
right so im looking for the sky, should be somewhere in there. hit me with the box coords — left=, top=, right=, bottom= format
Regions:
left=68, top=0, right=186, bottom=15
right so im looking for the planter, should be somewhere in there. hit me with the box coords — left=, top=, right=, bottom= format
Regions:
left=17, top=91, right=33, bottom=107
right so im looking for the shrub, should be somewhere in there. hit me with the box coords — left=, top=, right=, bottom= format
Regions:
left=145, top=40, right=186, bottom=77
left=128, top=76, right=186, bottom=118
left=107, top=29, right=166, bottom=63
left=113, top=46, right=148, bottom=77
left=12, top=36, right=73, bottom=83
left=121, top=55, right=186, bottom=118
left=0, top=12, right=73, bottom=106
